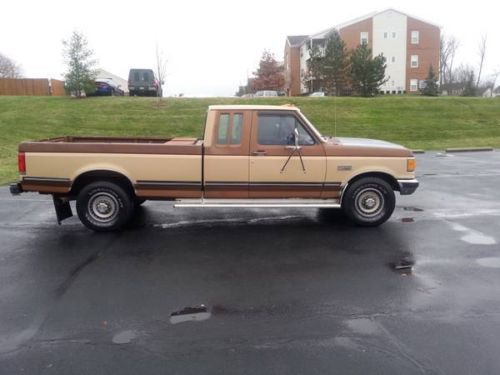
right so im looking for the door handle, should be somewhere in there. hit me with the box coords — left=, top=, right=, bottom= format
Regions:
left=252, top=150, right=267, bottom=156
left=285, top=145, right=302, bottom=150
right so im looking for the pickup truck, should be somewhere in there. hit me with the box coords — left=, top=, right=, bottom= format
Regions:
left=10, top=104, right=418, bottom=231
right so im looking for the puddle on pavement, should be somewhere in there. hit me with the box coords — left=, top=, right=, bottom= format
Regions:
left=401, top=217, right=415, bottom=223
left=403, top=206, right=424, bottom=212
left=390, top=255, right=415, bottom=275
left=476, top=257, right=500, bottom=268
left=450, top=223, right=497, bottom=245
left=170, top=305, right=211, bottom=324
left=435, top=152, right=454, bottom=157
left=345, top=318, right=381, bottom=335
left=112, top=330, right=137, bottom=344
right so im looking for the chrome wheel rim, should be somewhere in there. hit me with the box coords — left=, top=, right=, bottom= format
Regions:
left=355, top=188, right=384, bottom=217
left=88, top=192, right=119, bottom=223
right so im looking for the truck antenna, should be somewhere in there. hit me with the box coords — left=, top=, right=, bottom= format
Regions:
left=334, top=93, right=337, bottom=139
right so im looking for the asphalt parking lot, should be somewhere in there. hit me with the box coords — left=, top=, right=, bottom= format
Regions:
left=1, top=151, right=500, bottom=374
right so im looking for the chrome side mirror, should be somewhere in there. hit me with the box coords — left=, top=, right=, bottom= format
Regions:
left=294, top=128, right=300, bottom=148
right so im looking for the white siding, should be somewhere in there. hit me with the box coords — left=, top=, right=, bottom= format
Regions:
left=299, top=42, right=310, bottom=94
left=372, top=10, right=407, bottom=93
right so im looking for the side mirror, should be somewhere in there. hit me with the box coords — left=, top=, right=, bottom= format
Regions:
left=294, top=128, right=300, bottom=147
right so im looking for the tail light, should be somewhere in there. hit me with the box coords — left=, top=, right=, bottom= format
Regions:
left=18, top=152, right=26, bottom=174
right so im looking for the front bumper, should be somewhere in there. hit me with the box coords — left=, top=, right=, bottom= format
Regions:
left=397, top=179, right=419, bottom=195
left=10, top=182, right=23, bottom=195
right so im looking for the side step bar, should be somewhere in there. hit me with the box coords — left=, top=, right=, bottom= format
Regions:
left=174, top=199, right=341, bottom=208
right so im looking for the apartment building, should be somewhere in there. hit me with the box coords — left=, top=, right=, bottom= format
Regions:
left=284, top=9, right=440, bottom=96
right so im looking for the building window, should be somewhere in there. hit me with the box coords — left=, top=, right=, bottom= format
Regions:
left=410, top=79, right=418, bottom=92
left=391, top=56, right=396, bottom=63
left=411, top=55, right=419, bottom=68
left=392, top=32, right=397, bottom=39
left=411, top=30, right=420, bottom=44
left=384, top=32, right=388, bottom=39
left=360, top=32, right=369, bottom=45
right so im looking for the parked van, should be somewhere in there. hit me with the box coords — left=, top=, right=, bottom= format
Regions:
left=128, top=69, right=162, bottom=97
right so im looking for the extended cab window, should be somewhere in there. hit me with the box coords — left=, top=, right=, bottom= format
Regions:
left=258, top=114, right=314, bottom=145
left=217, top=113, right=243, bottom=145
left=231, top=114, right=243, bottom=144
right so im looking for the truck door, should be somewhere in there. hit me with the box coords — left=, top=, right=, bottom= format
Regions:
left=203, top=110, right=250, bottom=198
left=249, top=111, right=326, bottom=198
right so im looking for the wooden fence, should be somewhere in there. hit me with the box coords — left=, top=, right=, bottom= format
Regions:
left=0, top=78, right=66, bottom=96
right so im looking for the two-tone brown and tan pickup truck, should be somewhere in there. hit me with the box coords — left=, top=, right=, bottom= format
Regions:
left=10, top=104, right=418, bottom=231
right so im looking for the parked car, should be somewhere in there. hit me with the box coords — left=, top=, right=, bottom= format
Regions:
left=128, top=69, right=162, bottom=97
left=309, top=92, right=325, bottom=97
left=255, top=90, right=278, bottom=97
left=94, top=78, right=124, bottom=96
left=10, top=104, right=418, bottom=231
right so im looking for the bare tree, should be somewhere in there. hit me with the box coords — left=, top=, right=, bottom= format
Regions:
left=454, top=64, right=476, bottom=96
left=476, top=34, right=487, bottom=87
left=0, top=52, right=23, bottom=78
left=440, top=34, right=459, bottom=87
left=155, top=43, right=167, bottom=100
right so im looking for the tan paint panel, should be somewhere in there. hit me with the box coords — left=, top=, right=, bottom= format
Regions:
left=204, top=155, right=248, bottom=182
left=249, top=156, right=326, bottom=183
left=326, top=157, right=414, bottom=184
left=25, top=153, right=201, bottom=183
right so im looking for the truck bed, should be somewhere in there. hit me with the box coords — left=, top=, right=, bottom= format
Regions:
left=19, top=136, right=202, bottom=155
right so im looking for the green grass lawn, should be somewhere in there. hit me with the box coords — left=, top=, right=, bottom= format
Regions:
left=1, top=95, right=499, bottom=184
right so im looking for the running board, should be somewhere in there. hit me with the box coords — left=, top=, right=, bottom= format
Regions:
left=174, top=199, right=341, bottom=208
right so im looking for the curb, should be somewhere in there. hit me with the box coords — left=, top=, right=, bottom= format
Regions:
left=445, top=147, right=494, bottom=153
left=412, top=149, right=425, bottom=154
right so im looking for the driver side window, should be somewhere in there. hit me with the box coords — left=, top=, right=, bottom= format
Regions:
left=257, top=114, right=315, bottom=145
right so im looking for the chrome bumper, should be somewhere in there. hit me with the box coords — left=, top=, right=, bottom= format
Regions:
left=397, top=179, right=419, bottom=195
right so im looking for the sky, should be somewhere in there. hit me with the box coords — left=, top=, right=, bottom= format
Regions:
left=1, top=0, right=499, bottom=96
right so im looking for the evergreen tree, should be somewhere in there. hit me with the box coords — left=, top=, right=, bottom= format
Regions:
left=62, top=31, right=97, bottom=98
left=307, top=30, right=350, bottom=95
left=350, top=43, right=387, bottom=97
left=421, top=65, right=439, bottom=96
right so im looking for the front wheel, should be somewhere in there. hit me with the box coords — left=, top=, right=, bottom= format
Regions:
left=76, top=181, right=134, bottom=232
left=342, top=177, right=395, bottom=227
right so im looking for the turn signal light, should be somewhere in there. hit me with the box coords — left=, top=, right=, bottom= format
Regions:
left=407, top=158, right=416, bottom=172
left=18, top=152, right=26, bottom=174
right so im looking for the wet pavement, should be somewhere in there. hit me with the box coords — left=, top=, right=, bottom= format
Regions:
left=1, top=151, right=500, bottom=374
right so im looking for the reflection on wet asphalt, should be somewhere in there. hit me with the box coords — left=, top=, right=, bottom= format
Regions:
left=1, top=152, right=500, bottom=374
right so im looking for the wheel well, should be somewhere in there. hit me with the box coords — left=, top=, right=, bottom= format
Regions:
left=71, top=170, right=135, bottom=197
left=347, top=172, right=399, bottom=192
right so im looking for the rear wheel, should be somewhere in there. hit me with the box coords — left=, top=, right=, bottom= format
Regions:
left=76, top=181, right=134, bottom=232
left=342, top=177, right=395, bottom=227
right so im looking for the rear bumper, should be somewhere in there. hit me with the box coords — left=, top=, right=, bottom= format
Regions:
left=10, top=182, right=23, bottom=195
left=397, top=179, right=419, bottom=195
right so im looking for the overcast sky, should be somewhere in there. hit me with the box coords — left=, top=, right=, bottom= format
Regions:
left=1, top=0, right=499, bottom=96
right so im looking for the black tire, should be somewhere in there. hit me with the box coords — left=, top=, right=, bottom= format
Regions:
left=76, top=181, right=134, bottom=232
left=342, top=177, right=395, bottom=227
left=134, top=198, right=146, bottom=207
